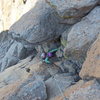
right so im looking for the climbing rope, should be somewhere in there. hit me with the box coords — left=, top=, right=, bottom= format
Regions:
left=47, top=63, right=68, bottom=100
left=26, top=48, right=68, bottom=99
left=40, top=48, right=68, bottom=99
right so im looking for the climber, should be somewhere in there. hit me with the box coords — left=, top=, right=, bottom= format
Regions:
left=41, top=48, right=58, bottom=64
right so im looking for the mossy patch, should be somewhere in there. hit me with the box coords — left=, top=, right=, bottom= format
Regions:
left=61, top=39, right=67, bottom=47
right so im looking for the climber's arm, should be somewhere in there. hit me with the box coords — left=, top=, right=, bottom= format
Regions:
left=48, top=48, right=58, bottom=53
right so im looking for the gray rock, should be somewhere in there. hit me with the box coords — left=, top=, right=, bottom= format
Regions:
left=9, top=0, right=67, bottom=45
left=0, top=31, right=14, bottom=60
left=45, top=73, right=77, bottom=99
left=11, top=80, right=47, bottom=100
left=0, top=31, right=14, bottom=71
left=0, top=55, right=61, bottom=88
left=63, top=6, right=100, bottom=62
left=56, top=46, right=64, bottom=58
left=98, top=1, right=100, bottom=5
left=35, top=38, right=61, bottom=53
left=0, top=41, right=33, bottom=71
left=58, top=60, right=81, bottom=75
left=46, top=0, right=99, bottom=24
left=0, top=30, right=36, bottom=72
left=0, top=79, right=47, bottom=100
left=0, top=56, right=33, bottom=88
left=69, top=80, right=100, bottom=100
left=79, top=34, right=100, bottom=79
left=28, top=56, right=61, bottom=81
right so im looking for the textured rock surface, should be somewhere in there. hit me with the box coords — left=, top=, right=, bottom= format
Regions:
left=80, top=34, right=100, bottom=79
left=0, top=56, right=31, bottom=88
left=51, top=80, right=100, bottom=100
left=0, top=0, right=37, bottom=32
left=9, top=0, right=67, bottom=45
left=69, top=80, right=100, bottom=100
left=0, top=1, right=100, bottom=100
left=0, top=31, right=13, bottom=60
left=0, top=39, right=35, bottom=72
left=99, top=1, right=100, bottom=5
left=11, top=80, right=47, bottom=100
left=0, top=55, right=61, bottom=88
left=45, top=73, right=78, bottom=99
left=46, top=0, right=99, bottom=24
left=55, top=59, right=80, bottom=75
left=35, top=38, right=61, bottom=53
left=0, top=31, right=14, bottom=70
left=0, top=79, right=47, bottom=100
left=1, top=41, right=28, bottom=71
left=64, top=6, right=100, bottom=62
left=0, top=31, right=36, bottom=72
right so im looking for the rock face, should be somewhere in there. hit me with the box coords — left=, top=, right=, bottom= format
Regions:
left=35, top=38, right=61, bottom=53
left=0, top=0, right=100, bottom=100
left=0, top=55, right=60, bottom=88
left=0, top=31, right=14, bottom=71
left=63, top=6, right=100, bottom=62
left=68, top=80, right=100, bottom=100
left=12, top=80, right=47, bottom=100
left=0, top=31, right=13, bottom=61
left=0, top=0, right=36, bottom=32
left=0, top=55, right=79, bottom=100
left=0, top=31, right=36, bottom=72
left=55, top=59, right=80, bottom=75
left=80, top=34, right=100, bottom=79
left=51, top=80, right=100, bottom=100
left=0, top=56, right=48, bottom=100
left=1, top=41, right=28, bottom=71
left=0, top=54, right=80, bottom=100
left=99, top=1, right=100, bottom=5
left=0, top=79, right=47, bottom=100
left=46, top=0, right=99, bottom=24
left=0, top=32, right=35, bottom=72
left=9, top=0, right=67, bottom=45
left=45, top=73, right=77, bottom=99
left=0, top=56, right=31, bottom=88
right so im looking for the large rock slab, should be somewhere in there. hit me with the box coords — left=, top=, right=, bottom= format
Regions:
left=0, top=56, right=31, bottom=88
left=9, top=0, right=67, bottom=45
left=1, top=41, right=27, bottom=71
left=45, top=73, right=78, bottom=99
left=0, top=31, right=36, bottom=72
left=55, top=59, right=81, bottom=75
left=51, top=80, right=100, bottom=100
left=0, top=55, right=61, bottom=88
left=0, top=31, right=14, bottom=70
left=0, top=79, right=47, bottom=100
left=80, top=34, right=100, bottom=79
left=63, top=6, right=100, bottom=62
left=0, top=39, right=35, bottom=72
left=46, top=0, right=99, bottom=24
left=69, top=80, right=100, bottom=100
left=0, top=31, right=13, bottom=60
left=99, top=1, right=100, bottom=5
